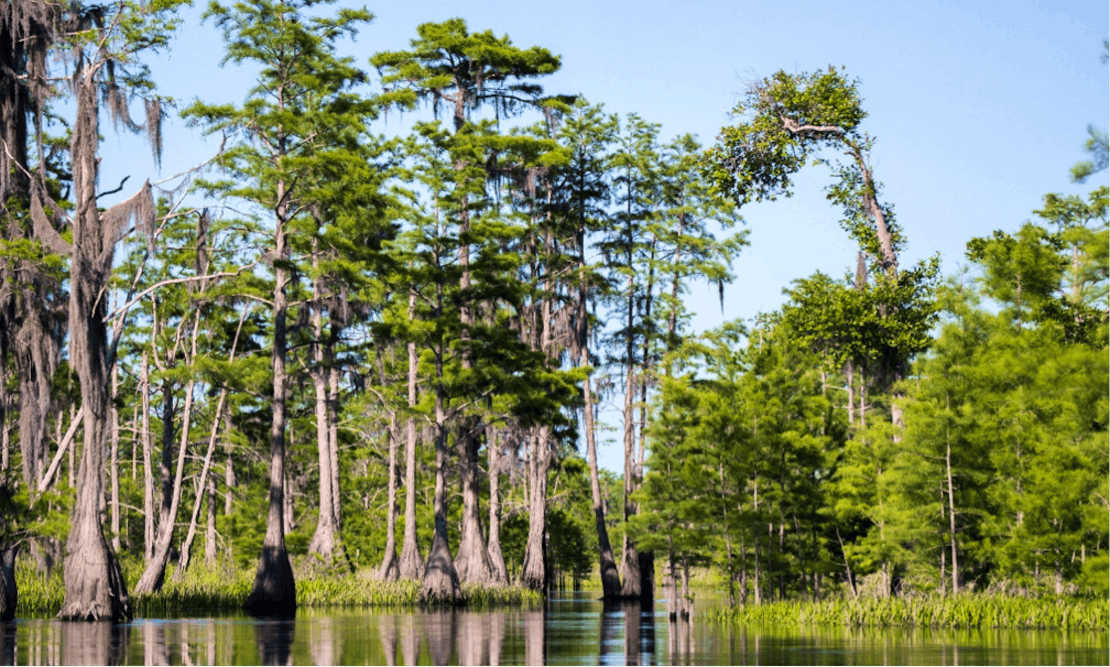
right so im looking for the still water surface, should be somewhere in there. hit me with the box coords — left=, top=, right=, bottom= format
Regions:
left=2, top=592, right=1107, bottom=665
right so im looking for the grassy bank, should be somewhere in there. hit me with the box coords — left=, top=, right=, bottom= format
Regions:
left=710, top=595, right=1110, bottom=631
left=14, top=560, right=542, bottom=617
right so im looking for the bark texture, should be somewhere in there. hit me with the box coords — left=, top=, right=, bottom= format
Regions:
left=245, top=191, right=295, bottom=617
left=486, top=428, right=508, bottom=585
left=377, top=415, right=400, bottom=581
left=0, top=543, right=16, bottom=622
left=397, top=305, right=424, bottom=581
left=57, top=63, right=139, bottom=622
left=308, top=273, right=340, bottom=562
left=520, top=427, right=551, bottom=591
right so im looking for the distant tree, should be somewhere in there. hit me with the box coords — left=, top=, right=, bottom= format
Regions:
left=706, top=67, right=938, bottom=427
left=1069, top=40, right=1108, bottom=184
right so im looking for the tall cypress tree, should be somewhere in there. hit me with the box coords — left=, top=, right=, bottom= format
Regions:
left=184, top=0, right=393, bottom=615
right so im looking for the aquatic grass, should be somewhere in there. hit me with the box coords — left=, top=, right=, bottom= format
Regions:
left=132, top=564, right=253, bottom=614
left=298, top=576, right=423, bottom=607
left=14, top=560, right=65, bottom=615
left=459, top=582, right=543, bottom=607
left=16, top=559, right=542, bottom=616
left=710, top=594, right=1110, bottom=631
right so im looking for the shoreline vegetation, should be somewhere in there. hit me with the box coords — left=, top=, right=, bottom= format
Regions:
left=15, top=560, right=1107, bottom=632
left=15, top=560, right=544, bottom=617
left=710, top=595, right=1109, bottom=632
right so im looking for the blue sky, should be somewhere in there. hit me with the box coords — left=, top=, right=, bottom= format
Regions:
left=99, top=0, right=1108, bottom=472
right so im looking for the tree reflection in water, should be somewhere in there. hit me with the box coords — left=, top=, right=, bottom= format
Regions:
left=311, top=615, right=337, bottom=666
left=400, top=612, right=419, bottom=665
left=377, top=613, right=396, bottom=667
left=486, top=610, right=506, bottom=667
left=423, top=609, right=454, bottom=666
left=457, top=608, right=487, bottom=665
left=1, top=622, right=15, bottom=666
left=62, top=621, right=128, bottom=666
left=254, top=619, right=294, bottom=666
left=598, top=599, right=659, bottom=666
left=524, top=607, right=545, bottom=666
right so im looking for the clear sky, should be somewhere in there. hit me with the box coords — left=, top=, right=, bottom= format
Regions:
left=99, top=0, right=1108, bottom=473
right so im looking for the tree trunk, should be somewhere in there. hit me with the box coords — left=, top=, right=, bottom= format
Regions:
left=486, top=427, right=508, bottom=585
left=134, top=311, right=203, bottom=594
left=455, top=421, right=493, bottom=583
left=327, top=340, right=342, bottom=533
left=205, top=476, right=217, bottom=566
left=245, top=191, right=295, bottom=617
left=58, top=65, right=132, bottom=622
left=719, top=461, right=735, bottom=606
left=620, top=367, right=641, bottom=598
left=946, top=418, right=959, bottom=596
left=141, top=352, right=155, bottom=561
left=845, top=360, right=855, bottom=426
left=422, top=338, right=459, bottom=603
left=452, top=189, right=494, bottom=586
left=521, top=427, right=550, bottom=591
left=0, top=542, right=16, bottom=622
left=158, top=370, right=176, bottom=538
left=398, top=293, right=424, bottom=580
left=109, top=354, right=121, bottom=552
left=378, top=413, right=400, bottom=581
left=225, top=451, right=235, bottom=516
left=174, top=392, right=228, bottom=579
left=739, top=539, right=748, bottom=606
left=584, top=370, right=621, bottom=599
left=309, top=272, right=339, bottom=562
left=576, top=215, right=621, bottom=600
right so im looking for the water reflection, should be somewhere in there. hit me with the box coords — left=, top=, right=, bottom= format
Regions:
left=424, top=609, right=453, bottom=665
left=66, top=622, right=129, bottom=665
left=400, top=613, right=419, bottom=665
left=253, top=620, right=293, bottom=666
left=376, top=614, right=396, bottom=667
left=3, top=593, right=1108, bottom=665
left=1, top=622, right=15, bottom=666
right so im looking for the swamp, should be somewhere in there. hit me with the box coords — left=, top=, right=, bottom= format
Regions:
left=0, top=0, right=1106, bottom=664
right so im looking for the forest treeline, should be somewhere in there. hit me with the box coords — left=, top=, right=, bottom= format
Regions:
left=0, top=0, right=1105, bottom=623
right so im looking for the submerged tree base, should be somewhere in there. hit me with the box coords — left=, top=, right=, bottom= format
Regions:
left=711, top=594, right=1110, bottom=631
left=244, top=547, right=296, bottom=618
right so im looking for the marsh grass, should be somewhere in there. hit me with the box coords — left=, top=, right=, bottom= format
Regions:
left=711, top=594, right=1110, bottom=631
left=15, top=559, right=541, bottom=616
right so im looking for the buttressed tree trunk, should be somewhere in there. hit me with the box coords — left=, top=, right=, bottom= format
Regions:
left=520, top=426, right=551, bottom=591
left=245, top=187, right=295, bottom=617
left=54, top=62, right=147, bottom=622
left=486, top=427, right=508, bottom=585
left=422, top=339, right=459, bottom=602
left=0, top=542, right=17, bottom=622
left=398, top=290, right=424, bottom=580
left=452, top=194, right=495, bottom=586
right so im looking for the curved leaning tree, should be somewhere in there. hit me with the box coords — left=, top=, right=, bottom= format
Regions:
left=705, top=67, right=938, bottom=426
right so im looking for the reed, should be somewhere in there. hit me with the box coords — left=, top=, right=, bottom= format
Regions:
left=711, top=594, right=1110, bottom=631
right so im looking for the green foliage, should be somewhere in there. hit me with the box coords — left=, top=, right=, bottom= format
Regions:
left=712, top=594, right=1110, bottom=630
left=705, top=67, right=865, bottom=206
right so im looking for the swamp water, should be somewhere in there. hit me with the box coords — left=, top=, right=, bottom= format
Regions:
left=1, top=592, right=1107, bottom=665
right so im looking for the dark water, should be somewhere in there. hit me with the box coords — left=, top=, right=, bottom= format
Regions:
left=2, top=593, right=1107, bottom=665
